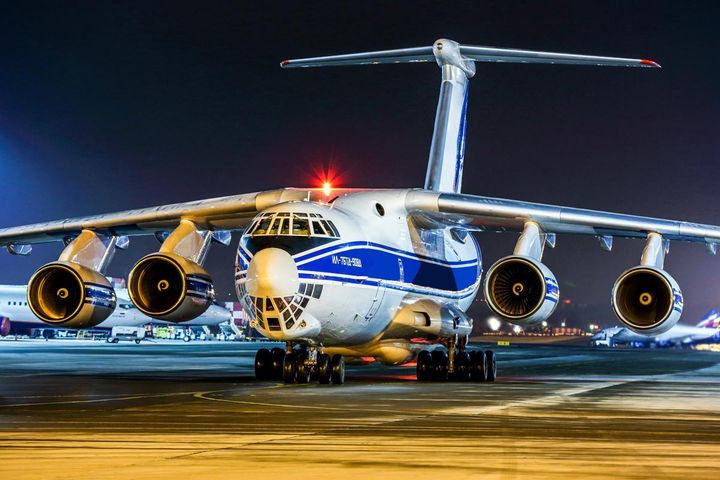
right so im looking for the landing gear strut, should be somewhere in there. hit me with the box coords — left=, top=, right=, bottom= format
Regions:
left=254, top=344, right=345, bottom=385
left=416, top=335, right=497, bottom=383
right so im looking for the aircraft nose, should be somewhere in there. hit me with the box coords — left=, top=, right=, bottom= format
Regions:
left=246, top=248, right=299, bottom=298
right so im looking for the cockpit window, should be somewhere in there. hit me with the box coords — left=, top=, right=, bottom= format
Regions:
left=292, top=216, right=310, bottom=235
left=243, top=210, right=340, bottom=255
left=247, top=211, right=339, bottom=239
left=252, top=217, right=272, bottom=235
left=311, top=220, right=326, bottom=236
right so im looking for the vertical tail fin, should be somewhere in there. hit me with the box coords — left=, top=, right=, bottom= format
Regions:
left=281, top=39, right=659, bottom=193
left=697, top=309, right=720, bottom=328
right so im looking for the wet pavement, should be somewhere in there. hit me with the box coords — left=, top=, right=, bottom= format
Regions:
left=1, top=339, right=719, bottom=479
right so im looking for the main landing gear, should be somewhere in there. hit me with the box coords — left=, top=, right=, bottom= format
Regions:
left=416, top=335, right=497, bottom=382
left=255, top=345, right=345, bottom=385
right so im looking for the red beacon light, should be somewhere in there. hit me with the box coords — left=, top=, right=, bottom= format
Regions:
left=322, top=181, right=332, bottom=196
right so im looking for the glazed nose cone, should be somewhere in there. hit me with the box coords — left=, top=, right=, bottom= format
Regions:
left=245, top=248, right=299, bottom=298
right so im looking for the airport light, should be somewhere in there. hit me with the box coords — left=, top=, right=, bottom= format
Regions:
left=487, top=316, right=501, bottom=332
left=512, top=325, right=522, bottom=334
left=541, top=320, right=548, bottom=328
left=561, top=320, right=566, bottom=327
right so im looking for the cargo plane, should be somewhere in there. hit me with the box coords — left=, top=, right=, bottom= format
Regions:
left=1, top=39, right=718, bottom=385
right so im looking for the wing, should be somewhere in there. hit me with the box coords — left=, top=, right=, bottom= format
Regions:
left=0, top=188, right=315, bottom=249
left=405, top=190, right=720, bottom=249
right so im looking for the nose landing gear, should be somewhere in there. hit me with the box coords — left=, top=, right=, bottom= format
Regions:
left=416, top=335, right=497, bottom=383
left=254, top=344, right=345, bottom=385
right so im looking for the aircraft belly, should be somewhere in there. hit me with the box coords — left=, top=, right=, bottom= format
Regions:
left=314, top=283, right=399, bottom=345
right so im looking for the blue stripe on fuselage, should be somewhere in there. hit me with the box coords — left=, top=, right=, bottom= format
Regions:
left=297, top=272, right=478, bottom=300
left=296, top=243, right=479, bottom=293
left=236, top=240, right=481, bottom=295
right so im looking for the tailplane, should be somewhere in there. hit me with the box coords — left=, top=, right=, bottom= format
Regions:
left=281, top=39, right=660, bottom=193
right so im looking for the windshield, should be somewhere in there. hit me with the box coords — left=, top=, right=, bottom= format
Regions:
left=242, top=211, right=340, bottom=255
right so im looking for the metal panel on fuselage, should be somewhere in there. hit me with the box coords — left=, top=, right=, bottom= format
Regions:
left=235, top=189, right=482, bottom=346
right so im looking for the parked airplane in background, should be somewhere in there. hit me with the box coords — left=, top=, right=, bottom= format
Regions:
left=0, top=284, right=231, bottom=338
left=592, top=310, right=720, bottom=347
left=1, top=38, right=719, bottom=385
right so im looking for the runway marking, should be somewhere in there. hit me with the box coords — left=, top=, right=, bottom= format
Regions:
left=193, top=390, right=406, bottom=414
left=0, top=390, right=202, bottom=408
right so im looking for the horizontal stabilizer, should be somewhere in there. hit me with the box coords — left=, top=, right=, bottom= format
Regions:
left=281, top=46, right=435, bottom=68
left=459, top=45, right=660, bottom=68
left=281, top=42, right=660, bottom=69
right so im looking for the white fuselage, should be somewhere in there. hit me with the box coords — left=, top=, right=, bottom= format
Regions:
left=235, top=190, right=482, bottom=353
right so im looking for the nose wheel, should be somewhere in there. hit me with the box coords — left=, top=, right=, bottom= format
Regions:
left=255, top=345, right=345, bottom=385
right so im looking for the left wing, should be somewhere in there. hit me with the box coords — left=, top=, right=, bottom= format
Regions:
left=0, top=188, right=314, bottom=249
left=405, top=190, right=720, bottom=248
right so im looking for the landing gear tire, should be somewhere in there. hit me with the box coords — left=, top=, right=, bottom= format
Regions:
left=270, top=347, right=286, bottom=380
left=330, top=354, right=345, bottom=384
left=485, top=350, right=497, bottom=382
left=283, top=352, right=297, bottom=384
left=416, top=350, right=433, bottom=381
left=183, top=335, right=191, bottom=342
left=255, top=348, right=272, bottom=380
left=134, top=339, right=142, bottom=345
left=317, top=353, right=331, bottom=384
left=431, top=350, right=449, bottom=382
left=470, top=350, right=488, bottom=382
left=296, top=353, right=312, bottom=384
left=453, top=351, right=472, bottom=382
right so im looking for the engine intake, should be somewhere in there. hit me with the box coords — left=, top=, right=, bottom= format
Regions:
left=611, top=266, right=682, bottom=335
left=27, top=261, right=116, bottom=329
left=484, top=256, right=559, bottom=324
left=128, top=253, right=214, bottom=322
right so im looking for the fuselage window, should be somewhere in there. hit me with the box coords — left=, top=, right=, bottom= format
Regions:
left=279, top=218, right=290, bottom=235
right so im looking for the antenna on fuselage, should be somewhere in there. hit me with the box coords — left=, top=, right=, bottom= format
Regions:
left=280, top=39, right=660, bottom=194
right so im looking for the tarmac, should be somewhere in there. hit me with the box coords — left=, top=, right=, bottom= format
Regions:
left=0, top=339, right=719, bottom=479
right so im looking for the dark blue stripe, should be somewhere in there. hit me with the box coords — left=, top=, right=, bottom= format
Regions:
left=84, top=298, right=115, bottom=309
left=297, top=272, right=477, bottom=300
left=85, top=286, right=115, bottom=301
left=294, top=241, right=479, bottom=266
left=298, top=246, right=478, bottom=292
left=453, top=84, right=469, bottom=193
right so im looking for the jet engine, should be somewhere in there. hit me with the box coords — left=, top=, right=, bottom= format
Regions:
left=27, top=261, right=116, bottom=329
left=611, top=266, right=682, bottom=335
left=484, top=256, right=559, bottom=324
left=128, top=252, right=214, bottom=322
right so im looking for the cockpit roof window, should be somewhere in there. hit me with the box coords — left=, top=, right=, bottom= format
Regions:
left=248, top=211, right=339, bottom=239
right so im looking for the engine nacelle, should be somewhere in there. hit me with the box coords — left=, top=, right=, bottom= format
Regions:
left=611, top=266, right=683, bottom=335
left=27, top=261, right=116, bottom=329
left=484, top=256, right=560, bottom=324
left=128, top=253, right=214, bottom=322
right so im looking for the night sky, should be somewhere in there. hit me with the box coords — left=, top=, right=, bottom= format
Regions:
left=0, top=1, right=718, bottom=326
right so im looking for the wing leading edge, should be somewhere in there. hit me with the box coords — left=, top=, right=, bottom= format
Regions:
left=405, top=190, right=720, bottom=248
left=0, top=188, right=315, bottom=249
